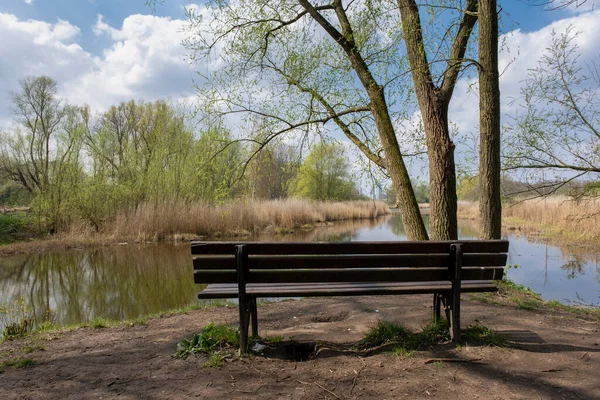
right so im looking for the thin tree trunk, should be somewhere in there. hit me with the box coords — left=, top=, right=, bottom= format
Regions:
left=370, top=87, right=429, bottom=240
left=479, top=0, right=502, bottom=239
left=299, top=0, right=428, bottom=240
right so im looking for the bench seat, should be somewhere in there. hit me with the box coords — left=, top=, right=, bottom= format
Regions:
left=197, top=280, right=498, bottom=299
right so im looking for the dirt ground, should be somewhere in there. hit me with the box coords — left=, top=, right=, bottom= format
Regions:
left=1, top=295, right=599, bottom=400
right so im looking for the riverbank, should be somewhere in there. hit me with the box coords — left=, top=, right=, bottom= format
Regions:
left=0, top=199, right=389, bottom=257
left=1, top=291, right=598, bottom=399
left=458, top=197, right=600, bottom=246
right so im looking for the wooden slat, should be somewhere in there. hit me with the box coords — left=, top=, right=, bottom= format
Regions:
left=193, top=270, right=237, bottom=284
left=197, top=281, right=498, bottom=299
left=193, top=266, right=504, bottom=284
left=193, top=253, right=507, bottom=270
left=191, top=240, right=509, bottom=255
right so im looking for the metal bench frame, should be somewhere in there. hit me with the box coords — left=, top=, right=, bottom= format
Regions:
left=192, top=240, right=509, bottom=352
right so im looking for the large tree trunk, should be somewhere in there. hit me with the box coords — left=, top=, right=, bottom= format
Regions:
left=397, top=0, right=474, bottom=240
left=421, top=101, right=458, bottom=240
left=478, top=0, right=502, bottom=239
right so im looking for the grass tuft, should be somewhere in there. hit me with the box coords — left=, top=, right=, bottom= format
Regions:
left=462, top=324, right=508, bottom=347
left=2, top=357, right=35, bottom=369
left=419, top=319, right=451, bottom=345
left=359, top=319, right=506, bottom=355
left=175, top=323, right=239, bottom=361
left=358, top=320, right=413, bottom=348
left=392, top=346, right=414, bottom=359
left=89, top=318, right=109, bottom=329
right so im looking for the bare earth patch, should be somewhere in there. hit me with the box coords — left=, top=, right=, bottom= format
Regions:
left=1, top=295, right=598, bottom=399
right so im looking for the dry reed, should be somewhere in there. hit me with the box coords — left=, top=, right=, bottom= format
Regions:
left=458, top=196, right=600, bottom=241
left=108, top=198, right=390, bottom=241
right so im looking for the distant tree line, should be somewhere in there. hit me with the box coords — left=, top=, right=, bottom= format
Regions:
left=0, top=76, right=362, bottom=233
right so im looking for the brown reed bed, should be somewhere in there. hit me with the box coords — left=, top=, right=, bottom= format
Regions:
left=0, top=199, right=390, bottom=256
left=110, top=198, right=390, bottom=240
left=458, top=196, right=600, bottom=243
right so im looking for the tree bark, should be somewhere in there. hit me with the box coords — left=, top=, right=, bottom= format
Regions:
left=397, top=0, right=477, bottom=240
left=478, top=0, right=502, bottom=239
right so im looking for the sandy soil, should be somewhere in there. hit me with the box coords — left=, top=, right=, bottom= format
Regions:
left=1, top=295, right=599, bottom=399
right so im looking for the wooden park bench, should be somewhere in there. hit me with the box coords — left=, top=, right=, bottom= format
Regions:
left=191, top=240, right=509, bottom=352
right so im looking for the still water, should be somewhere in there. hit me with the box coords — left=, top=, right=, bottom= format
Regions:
left=0, top=215, right=598, bottom=331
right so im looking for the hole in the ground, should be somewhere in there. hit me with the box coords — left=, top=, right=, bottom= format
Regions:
left=278, top=342, right=316, bottom=362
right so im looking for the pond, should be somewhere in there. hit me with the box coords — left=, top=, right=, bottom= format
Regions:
left=0, top=215, right=598, bottom=332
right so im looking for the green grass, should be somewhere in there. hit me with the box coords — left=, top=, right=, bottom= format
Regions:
left=470, top=278, right=600, bottom=322
left=0, top=213, right=29, bottom=244
left=9, top=300, right=236, bottom=341
left=204, top=352, right=228, bottom=369
left=392, top=346, right=414, bottom=359
left=357, top=320, right=413, bottom=348
left=359, top=319, right=505, bottom=354
left=175, top=323, right=240, bottom=361
left=462, top=324, right=508, bottom=347
left=512, top=297, right=542, bottom=311
left=2, top=357, right=35, bottom=369
left=419, top=319, right=451, bottom=345
left=260, top=335, right=284, bottom=344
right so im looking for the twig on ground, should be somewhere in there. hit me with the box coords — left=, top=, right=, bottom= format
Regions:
left=350, top=356, right=366, bottom=394
left=424, top=358, right=483, bottom=364
left=297, top=379, right=340, bottom=399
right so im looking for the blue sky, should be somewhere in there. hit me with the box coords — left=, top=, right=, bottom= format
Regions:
left=0, top=0, right=598, bottom=180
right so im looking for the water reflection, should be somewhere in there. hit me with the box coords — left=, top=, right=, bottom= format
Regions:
left=0, top=244, right=197, bottom=330
left=1, top=215, right=598, bottom=332
left=457, top=218, right=599, bottom=306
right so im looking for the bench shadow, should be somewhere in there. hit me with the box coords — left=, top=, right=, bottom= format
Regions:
left=497, top=329, right=600, bottom=353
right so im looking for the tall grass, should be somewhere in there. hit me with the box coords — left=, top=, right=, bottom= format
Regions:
left=459, top=196, right=600, bottom=241
left=104, top=198, right=390, bottom=241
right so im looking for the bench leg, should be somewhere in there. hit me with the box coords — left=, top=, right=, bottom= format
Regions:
left=433, top=294, right=442, bottom=322
left=250, top=298, right=258, bottom=338
left=449, top=302, right=460, bottom=343
left=238, top=299, right=250, bottom=353
left=439, top=294, right=460, bottom=342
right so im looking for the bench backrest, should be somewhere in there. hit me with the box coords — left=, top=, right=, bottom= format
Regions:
left=192, top=240, right=508, bottom=284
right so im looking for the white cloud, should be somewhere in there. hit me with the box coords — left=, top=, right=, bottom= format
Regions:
left=0, top=13, right=91, bottom=126
left=0, top=10, right=215, bottom=128
left=66, top=13, right=197, bottom=109
left=24, top=0, right=33, bottom=4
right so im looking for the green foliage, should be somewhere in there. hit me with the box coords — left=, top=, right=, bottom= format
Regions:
left=456, top=175, right=479, bottom=201
left=0, top=213, right=30, bottom=244
left=0, top=181, right=30, bottom=206
left=290, top=142, right=360, bottom=201
left=175, top=323, right=240, bottom=360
